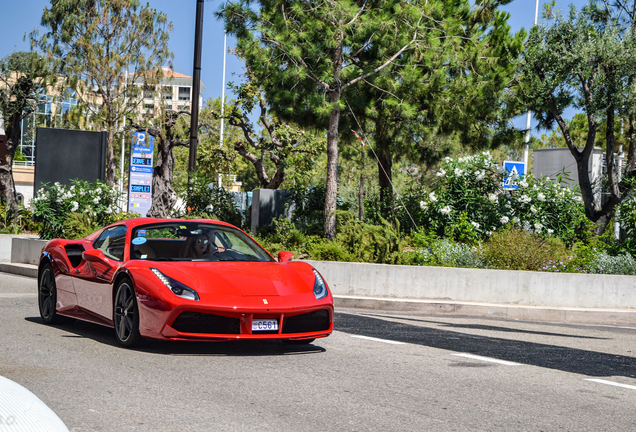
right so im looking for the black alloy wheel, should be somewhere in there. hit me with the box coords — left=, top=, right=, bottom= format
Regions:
left=113, top=278, right=143, bottom=347
left=39, top=263, right=63, bottom=324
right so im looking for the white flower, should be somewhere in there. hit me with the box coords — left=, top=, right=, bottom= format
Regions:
left=519, top=195, right=531, bottom=204
left=436, top=168, right=446, bottom=177
left=454, top=168, right=463, bottom=176
left=429, top=192, right=437, bottom=202
left=445, top=157, right=451, bottom=162
left=71, top=201, right=79, bottom=212
left=486, top=231, right=493, bottom=236
left=500, top=216, right=509, bottom=224
left=419, top=201, right=428, bottom=210
left=537, top=193, right=546, bottom=201
left=534, top=222, right=543, bottom=233
left=475, top=170, right=485, bottom=181
left=95, top=187, right=102, bottom=194
left=547, top=229, right=554, bottom=234
left=440, top=206, right=451, bottom=215
left=471, top=221, right=480, bottom=229
left=497, top=166, right=506, bottom=174
left=512, top=217, right=520, bottom=224
left=488, top=193, right=497, bottom=202
left=93, top=197, right=100, bottom=204
left=530, top=205, right=537, bottom=214
left=105, top=207, right=113, bottom=215
left=519, top=181, right=528, bottom=188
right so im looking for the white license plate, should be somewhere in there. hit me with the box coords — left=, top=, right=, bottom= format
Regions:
left=252, top=319, right=278, bottom=331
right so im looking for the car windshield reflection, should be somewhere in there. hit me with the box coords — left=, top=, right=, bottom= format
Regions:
left=130, top=222, right=274, bottom=262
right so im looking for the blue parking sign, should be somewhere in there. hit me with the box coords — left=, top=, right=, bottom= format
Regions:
left=503, top=161, right=525, bottom=190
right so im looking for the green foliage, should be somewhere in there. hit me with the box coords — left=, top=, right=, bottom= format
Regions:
left=516, top=6, right=636, bottom=223
left=0, top=205, right=40, bottom=234
left=483, top=228, right=568, bottom=271
left=177, top=176, right=244, bottom=228
left=586, top=251, right=636, bottom=275
left=30, top=180, right=122, bottom=239
left=33, top=0, right=173, bottom=183
left=403, top=152, right=589, bottom=244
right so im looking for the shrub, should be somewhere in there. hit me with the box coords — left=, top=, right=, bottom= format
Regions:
left=30, top=180, right=121, bottom=239
left=0, top=204, right=40, bottom=234
left=585, top=251, right=636, bottom=275
left=177, top=176, right=244, bottom=228
left=402, top=152, right=590, bottom=245
left=483, top=228, right=568, bottom=271
left=406, top=236, right=487, bottom=268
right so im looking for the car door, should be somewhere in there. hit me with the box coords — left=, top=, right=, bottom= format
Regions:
left=73, top=225, right=128, bottom=322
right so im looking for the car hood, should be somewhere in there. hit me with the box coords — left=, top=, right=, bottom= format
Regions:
left=154, top=261, right=314, bottom=297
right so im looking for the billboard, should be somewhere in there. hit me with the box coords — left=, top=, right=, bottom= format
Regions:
left=127, top=131, right=154, bottom=216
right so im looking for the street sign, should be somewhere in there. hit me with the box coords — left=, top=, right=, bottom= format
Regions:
left=503, top=161, right=525, bottom=191
left=127, top=131, right=154, bottom=216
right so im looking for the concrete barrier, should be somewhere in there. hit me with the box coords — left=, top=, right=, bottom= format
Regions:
left=0, top=234, right=39, bottom=263
left=306, top=260, right=636, bottom=310
left=11, top=237, right=48, bottom=265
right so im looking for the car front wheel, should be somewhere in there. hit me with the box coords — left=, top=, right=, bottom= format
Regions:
left=113, top=278, right=143, bottom=347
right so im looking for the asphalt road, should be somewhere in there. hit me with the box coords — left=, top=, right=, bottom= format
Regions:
left=1, top=272, right=636, bottom=431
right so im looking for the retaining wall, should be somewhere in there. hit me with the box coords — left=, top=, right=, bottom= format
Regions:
left=306, top=260, right=636, bottom=310
left=10, top=237, right=47, bottom=266
left=0, top=235, right=40, bottom=263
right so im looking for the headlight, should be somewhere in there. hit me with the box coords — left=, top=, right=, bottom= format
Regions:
left=312, top=269, right=328, bottom=300
left=151, top=268, right=200, bottom=301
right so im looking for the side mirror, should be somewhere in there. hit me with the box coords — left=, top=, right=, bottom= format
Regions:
left=82, top=248, right=107, bottom=263
left=278, top=251, right=294, bottom=263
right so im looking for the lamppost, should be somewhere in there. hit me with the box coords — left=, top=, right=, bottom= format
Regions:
left=523, top=0, right=540, bottom=168
left=188, top=0, right=205, bottom=199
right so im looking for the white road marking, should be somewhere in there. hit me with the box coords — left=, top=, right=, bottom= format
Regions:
left=452, top=353, right=522, bottom=366
left=585, top=379, right=636, bottom=391
left=350, top=335, right=405, bottom=345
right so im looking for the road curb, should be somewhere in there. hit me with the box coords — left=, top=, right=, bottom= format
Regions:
left=333, top=295, right=636, bottom=326
left=0, top=263, right=38, bottom=279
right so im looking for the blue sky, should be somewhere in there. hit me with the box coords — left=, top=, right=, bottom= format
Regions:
left=1, top=0, right=589, bottom=133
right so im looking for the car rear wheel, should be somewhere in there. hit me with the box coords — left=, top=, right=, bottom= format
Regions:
left=113, top=278, right=143, bottom=347
left=38, top=263, right=65, bottom=324
left=282, top=338, right=316, bottom=345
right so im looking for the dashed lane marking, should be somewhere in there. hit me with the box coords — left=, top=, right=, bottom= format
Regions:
left=452, top=353, right=522, bottom=366
left=585, top=379, right=636, bottom=391
left=350, top=335, right=406, bottom=345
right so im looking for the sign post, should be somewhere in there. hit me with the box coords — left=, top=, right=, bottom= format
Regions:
left=503, top=161, right=525, bottom=191
left=127, top=131, right=154, bottom=216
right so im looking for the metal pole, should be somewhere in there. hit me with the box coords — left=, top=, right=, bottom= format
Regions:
left=218, top=31, right=227, bottom=188
left=188, top=0, right=204, bottom=180
left=523, top=0, right=540, bottom=169
left=119, top=68, right=128, bottom=211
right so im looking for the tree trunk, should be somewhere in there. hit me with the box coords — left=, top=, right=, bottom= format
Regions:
left=106, top=122, right=115, bottom=185
left=358, top=148, right=365, bottom=221
left=147, top=138, right=176, bottom=218
left=323, top=88, right=340, bottom=240
left=376, top=120, right=393, bottom=221
left=323, top=36, right=343, bottom=240
left=0, top=112, right=21, bottom=218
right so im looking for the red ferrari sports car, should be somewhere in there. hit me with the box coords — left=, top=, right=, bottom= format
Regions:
left=38, top=218, right=333, bottom=347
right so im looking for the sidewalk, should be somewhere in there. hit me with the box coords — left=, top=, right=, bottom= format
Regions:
left=2, top=263, right=635, bottom=327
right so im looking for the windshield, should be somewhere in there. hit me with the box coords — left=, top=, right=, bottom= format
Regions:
left=130, top=222, right=274, bottom=262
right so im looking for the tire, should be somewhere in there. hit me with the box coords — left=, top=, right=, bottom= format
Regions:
left=38, top=263, right=64, bottom=324
left=113, top=278, right=143, bottom=347
left=282, top=338, right=315, bottom=345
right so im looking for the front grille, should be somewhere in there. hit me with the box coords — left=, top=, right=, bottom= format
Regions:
left=282, top=310, right=330, bottom=334
left=171, top=312, right=240, bottom=335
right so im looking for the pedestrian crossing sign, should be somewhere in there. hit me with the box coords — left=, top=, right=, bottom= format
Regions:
left=503, top=161, right=525, bottom=190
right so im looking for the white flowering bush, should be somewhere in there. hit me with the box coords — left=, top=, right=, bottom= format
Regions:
left=31, top=180, right=122, bottom=239
left=404, top=152, right=590, bottom=244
